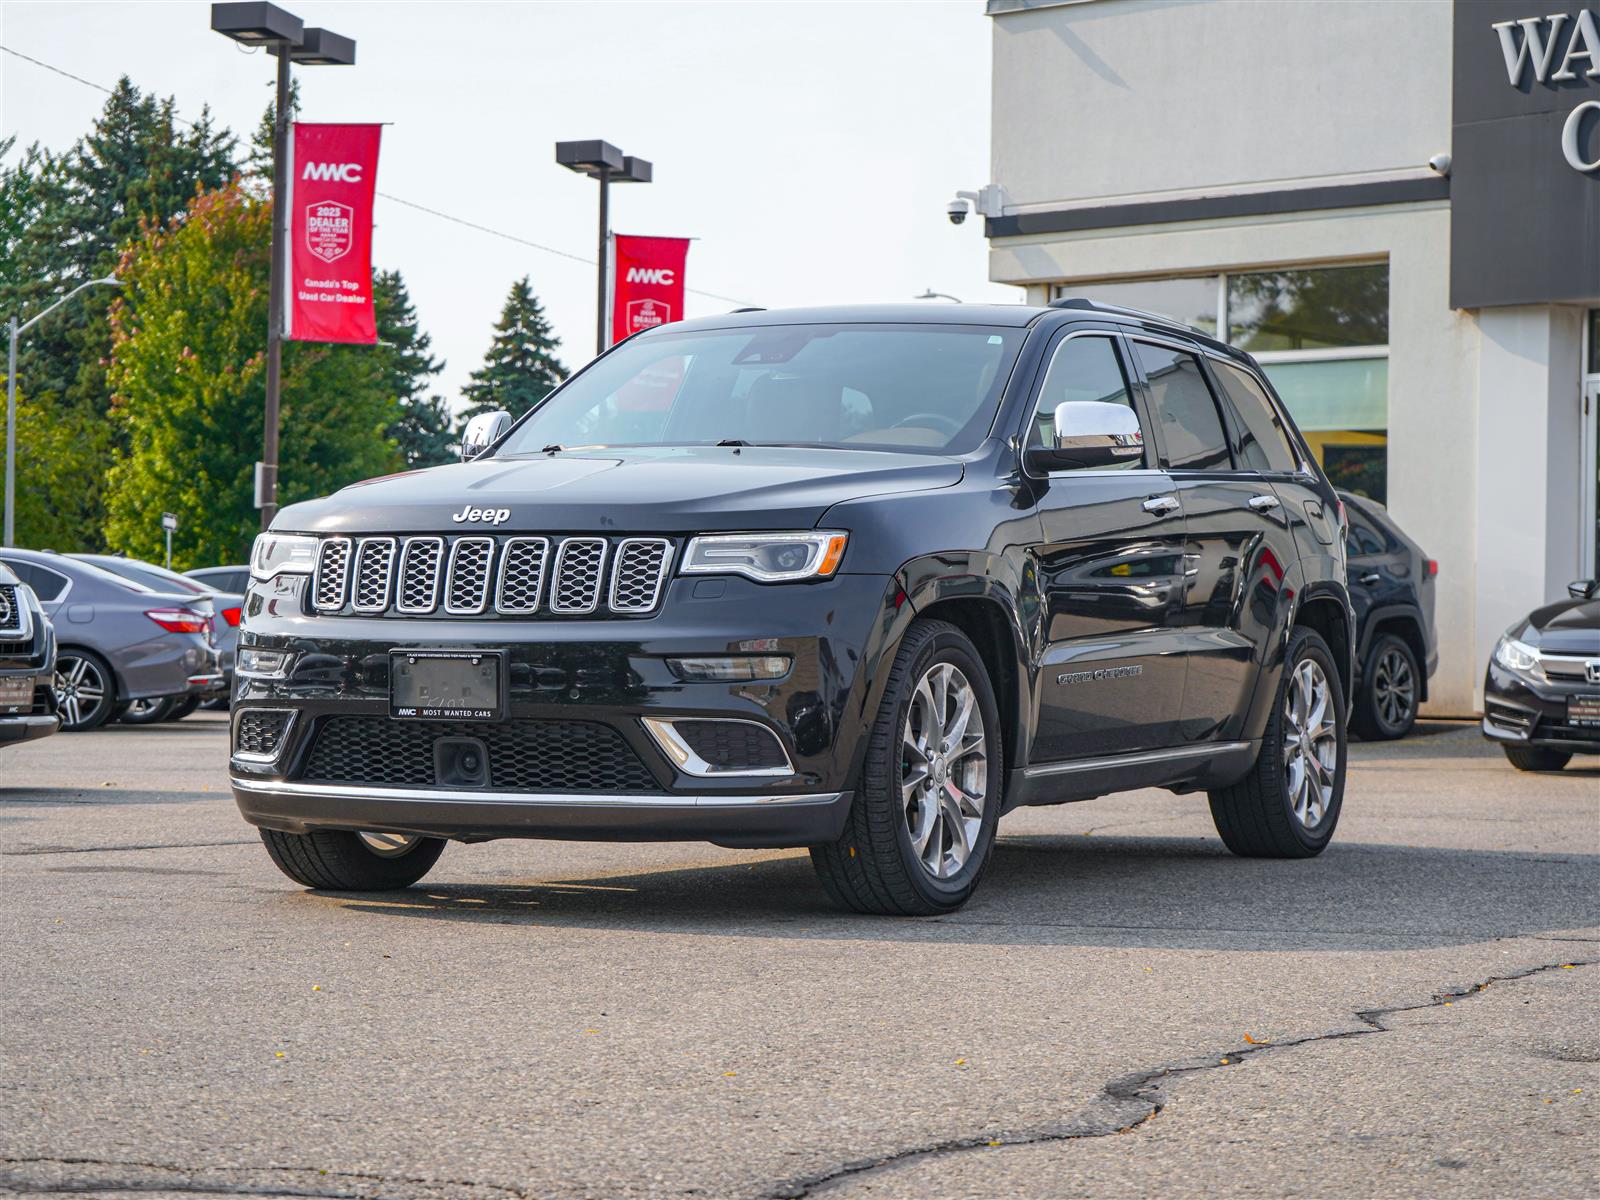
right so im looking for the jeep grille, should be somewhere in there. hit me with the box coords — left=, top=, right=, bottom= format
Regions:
left=310, top=534, right=673, bottom=617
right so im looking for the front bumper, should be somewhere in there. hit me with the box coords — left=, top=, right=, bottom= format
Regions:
left=0, top=712, right=59, bottom=745
left=229, top=571, right=902, bottom=846
left=233, top=778, right=852, bottom=846
left=1481, top=662, right=1600, bottom=755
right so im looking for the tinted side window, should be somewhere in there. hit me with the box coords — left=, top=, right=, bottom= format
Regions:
left=1132, top=342, right=1231, bottom=471
left=1347, top=513, right=1388, bottom=557
left=1030, top=336, right=1143, bottom=469
left=5, top=561, right=67, bottom=600
left=1213, top=362, right=1299, bottom=473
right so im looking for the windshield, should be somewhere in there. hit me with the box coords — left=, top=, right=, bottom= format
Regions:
left=495, top=323, right=1026, bottom=457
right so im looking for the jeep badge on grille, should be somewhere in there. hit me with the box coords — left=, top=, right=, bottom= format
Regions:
left=452, top=505, right=511, bottom=525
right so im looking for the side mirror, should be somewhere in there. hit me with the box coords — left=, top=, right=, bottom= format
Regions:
left=1025, top=401, right=1144, bottom=472
left=1568, top=578, right=1599, bottom=600
left=460, top=410, right=511, bottom=462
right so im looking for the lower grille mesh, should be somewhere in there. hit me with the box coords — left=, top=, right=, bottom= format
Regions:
left=675, top=720, right=790, bottom=769
left=236, top=709, right=292, bottom=757
left=300, top=716, right=660, bottom=792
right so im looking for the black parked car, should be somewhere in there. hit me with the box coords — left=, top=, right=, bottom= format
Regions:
left=233, top=301, right=1354, bottom=915
left=1482, top=579, right=1600, bottom=771
left=1339, top=491, right=1438, bottom=740
left=0, top=560, right=58, bottom=749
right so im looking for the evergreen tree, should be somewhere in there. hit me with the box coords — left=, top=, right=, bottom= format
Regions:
left=374, top=270, right=455, bottom=467
left=104, top=183, right=401, bottom=569
left=460, top=276, right=567, bottom=420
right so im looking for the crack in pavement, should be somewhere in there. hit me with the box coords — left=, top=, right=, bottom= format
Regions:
left=759, top=957, right=1599, bottom=1199
left=3, top=841, right=256, bottom=857
left=0, top=1157, right=532, bottom=1200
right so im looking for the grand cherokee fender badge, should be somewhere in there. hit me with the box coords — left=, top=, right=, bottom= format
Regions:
left=451, top=505, right=511, bottom=525
left=1057, top=664, right=1143, bottom=686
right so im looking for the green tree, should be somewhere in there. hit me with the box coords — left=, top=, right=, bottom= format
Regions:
left=2, top=78, right=238, bottom=550
left=460, top=276, right=567, bottom=420
left=374, top=270, right=455, bottom=466
left=103, top=183, right=401, bottom=569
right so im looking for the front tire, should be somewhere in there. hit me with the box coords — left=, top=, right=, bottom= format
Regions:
left=1209, top=627, right=1347, bottom=858
left=1503, top=745, right=1571, bottom=772
left=1351, top=632, right=1418, bottom=741
left=810, top=619, right=1003, bottom=915
left=259, top=828, right=446, bottom=891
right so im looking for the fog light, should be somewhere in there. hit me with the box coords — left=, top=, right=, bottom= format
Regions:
left=667, top=655, right=791, bottom=682
left=237, top=648, right=291, bottom=679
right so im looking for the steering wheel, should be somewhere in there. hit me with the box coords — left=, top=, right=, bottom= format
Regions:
left=891, top=413, right=963, bottom=436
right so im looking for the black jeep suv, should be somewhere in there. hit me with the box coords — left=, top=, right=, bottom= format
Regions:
left=232, top=301, right=1353, bottom=915
left=0, top=559, right=59, bottom=749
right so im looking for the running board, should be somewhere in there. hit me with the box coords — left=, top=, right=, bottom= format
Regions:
left=1005, top=740, right=1258, bottom=810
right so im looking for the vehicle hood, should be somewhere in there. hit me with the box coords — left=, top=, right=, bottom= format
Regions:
left=1517, top=598, right=1600, bottom=656
left=273, top=446, right=965, bottom=535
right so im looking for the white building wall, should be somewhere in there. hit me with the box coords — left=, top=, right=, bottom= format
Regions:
left=990, top=0, right=1451, bottom=210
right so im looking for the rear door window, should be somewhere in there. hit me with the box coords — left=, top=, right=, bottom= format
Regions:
left=1212, top=361, right=1300, bottom=473
left=1132, top=342, right=1231, bottom=471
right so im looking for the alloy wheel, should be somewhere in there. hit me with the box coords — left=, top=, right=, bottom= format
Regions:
left=357, top=831, right=422, bottom=857
left=1283, top=658, right=1338, bottom=828
left=54, top=654, right=108, bottom=730
left=900, top=662, right=989, bottom=879
left=1372, top=646, right=1416, bottom=730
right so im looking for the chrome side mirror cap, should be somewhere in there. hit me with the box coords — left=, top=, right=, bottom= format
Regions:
left=1568, top=578, right=1599, bottom=600
left=1025, top=401, right=1144, bottom=472
left=460, top=410, right=511, bottom=462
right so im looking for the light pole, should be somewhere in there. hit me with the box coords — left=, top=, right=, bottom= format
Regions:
left=915, top=289, right=963, bottom=303
left=4, top=276, right=123, bottom=547
left=555, top=141, right=652, bottom=356
left=211, top=3, right=355, bottom=531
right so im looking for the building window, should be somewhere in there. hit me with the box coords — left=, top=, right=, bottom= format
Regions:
left=1055, top=262, right=1390, bottom=501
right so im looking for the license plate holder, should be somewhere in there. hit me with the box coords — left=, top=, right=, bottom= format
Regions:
left=389, top=651, right=506, bottom=721
left=1568, top=694, right=1600, bottom=728
left=0, top=675, right=30, bottom=714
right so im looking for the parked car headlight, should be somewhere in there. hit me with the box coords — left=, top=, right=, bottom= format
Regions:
left=681, top=532, right=848, bottom=582
left=249, top=533, right=319, bottom=581
left=1492, top=636, right=1540, bottom=674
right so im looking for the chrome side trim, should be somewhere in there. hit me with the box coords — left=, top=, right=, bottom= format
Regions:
left=230, top=777, right=841, bottom=810
left=1022, top=740, right=1251, bottom=779
left=642, top=716, right=795, bottom=778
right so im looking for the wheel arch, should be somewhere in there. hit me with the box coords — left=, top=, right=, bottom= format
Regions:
left=1362, top=607, right=1429, bottom=703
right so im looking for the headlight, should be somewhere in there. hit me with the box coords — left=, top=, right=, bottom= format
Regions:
left=681, top=532, right=848, bottom=583
left=249, top=532, right=319, bottom=581
left=1492, top=636, right=1540, bottom=674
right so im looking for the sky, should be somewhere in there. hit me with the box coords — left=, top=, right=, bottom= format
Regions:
left=1, top=0, right=1017, bottom=407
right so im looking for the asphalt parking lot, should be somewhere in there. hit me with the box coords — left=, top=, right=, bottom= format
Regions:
left=1, top=714, right=1596, bottom=1199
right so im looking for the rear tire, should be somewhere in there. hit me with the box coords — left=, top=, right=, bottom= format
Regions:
left=118, top=696, right=176, bottom=725
left=1503, top=745, right=1571, bottom=772
left=1351, top=632, right=1418, bottom=741
left=810, top=619, right=1003, bottom=916
left=1209, top=626, right=1347, bottom=858
left=165, top=695, right=201, bottom=721
left=53, top=650, right=116, bottom=731
left=259, top=828, right=445, bottom=891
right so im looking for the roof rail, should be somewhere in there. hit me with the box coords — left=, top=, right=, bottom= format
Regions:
left=1048, top=295, right=1212, bottom=338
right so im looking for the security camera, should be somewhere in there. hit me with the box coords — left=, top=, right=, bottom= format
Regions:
left=1427, top=153, right=1452, bottom=176
left=946, top=198, right=970, bottom=226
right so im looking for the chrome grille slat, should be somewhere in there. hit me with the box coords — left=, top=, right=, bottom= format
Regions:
left=550, top=537, right=607, bottom=615
left=496, top=537, right=550, bottom=614
left=309, top=534, right=666, bottom=616
left=351, top=538, right=398, bottom=613
left=444, top=537, right=495, bottom=615
left=313, top=538, right=352, bottom=611
left=396, top=537, right=445, bottom=613
left=609, top=538, right=673, bottom=613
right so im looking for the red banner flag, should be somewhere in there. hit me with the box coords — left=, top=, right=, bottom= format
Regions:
left=611, top=235, right=690, bottom=346
left=286, top=123, right=382, bottom=344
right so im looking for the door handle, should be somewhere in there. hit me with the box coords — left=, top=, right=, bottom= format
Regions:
left=1247, top=494, right=1281, bottom=512
left=1360, top=571, right=1381, bottom=585
left=1142, top=495, right=1180, bottom=517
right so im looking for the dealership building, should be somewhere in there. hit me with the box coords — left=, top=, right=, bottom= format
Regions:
left=980, top=0, right=1599, bottom=714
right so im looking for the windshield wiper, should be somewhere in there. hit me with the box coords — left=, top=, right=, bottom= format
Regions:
left=716, top=438, right=751, bottom=447
left=540, top=443, right=564, bottom=454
